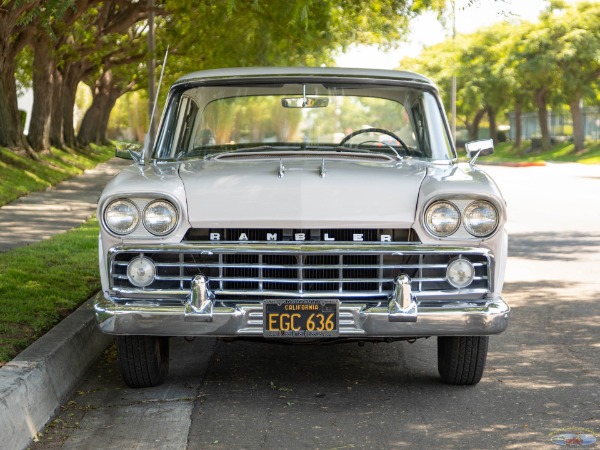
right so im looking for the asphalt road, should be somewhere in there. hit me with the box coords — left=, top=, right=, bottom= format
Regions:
left=32, top=163, right=600, bottom=450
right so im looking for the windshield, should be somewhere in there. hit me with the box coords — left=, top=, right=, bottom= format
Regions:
left=154, top=81, right=454, bottom=161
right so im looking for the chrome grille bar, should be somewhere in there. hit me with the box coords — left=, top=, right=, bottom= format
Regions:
left=111, top=261, right=486, bottom=270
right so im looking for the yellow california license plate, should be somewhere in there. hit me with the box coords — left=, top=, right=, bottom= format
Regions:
left=263, top=299, right=339, bottom=337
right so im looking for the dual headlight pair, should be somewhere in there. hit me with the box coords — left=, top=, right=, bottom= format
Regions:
left=103, top=199, right=178, bottom=236
left=425, top=200, right=498, bottom=238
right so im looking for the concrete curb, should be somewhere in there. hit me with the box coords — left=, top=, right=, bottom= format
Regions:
left=0, top=296, right=111, bottom=450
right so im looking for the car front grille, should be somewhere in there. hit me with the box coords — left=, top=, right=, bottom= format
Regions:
left=109, top=242, right=492, bottom=302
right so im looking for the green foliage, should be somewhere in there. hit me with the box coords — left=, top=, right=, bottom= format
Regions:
left=476, top=140, right=600, bottom=165
left=553, top=2, right=600, bottom=103
left=0, top=218, right=101, bottom=363
left=401, top=1, right=600, bottom=143
left=14, top=0, right=75, bottom=28
left=14, top=46, right=33, bottom=95
left=0, top=144, right=114, bottom=207
left=108, top=91, right=149, bottom=142
left=160, top=0, right=424, bottom=86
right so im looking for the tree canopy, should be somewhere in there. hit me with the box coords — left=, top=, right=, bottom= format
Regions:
left=400, top=1, right=600, bottom=151
left=1, top=0, right=443, bottom=154
left=5, top=0, right=597, bottom=156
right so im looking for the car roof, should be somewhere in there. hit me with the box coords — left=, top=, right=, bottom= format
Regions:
left=174, top=66, right=435, bottom=87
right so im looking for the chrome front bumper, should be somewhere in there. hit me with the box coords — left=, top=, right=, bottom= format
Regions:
left=94, top=275, right=509, bottom=337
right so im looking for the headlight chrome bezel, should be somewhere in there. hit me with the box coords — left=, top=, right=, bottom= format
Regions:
left=103, top=199, right=140, bottom=235
left=102, top=196, right=181, bottom=237
left=423, top=198, right=501, bottom=239
left=424, top=200, right=461, bottom=237
left=142, top=199, right=179, bottom=236
left=463, top=200, right=499, bottom=238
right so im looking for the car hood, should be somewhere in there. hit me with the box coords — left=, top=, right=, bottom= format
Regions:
left=179, top=158, right=428, bottom=228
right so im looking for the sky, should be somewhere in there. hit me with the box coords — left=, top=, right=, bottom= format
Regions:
left=335, top=0, right=585, bottom=69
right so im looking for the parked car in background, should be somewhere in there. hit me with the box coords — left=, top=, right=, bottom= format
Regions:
left=94, top=67, right=509, bottom=387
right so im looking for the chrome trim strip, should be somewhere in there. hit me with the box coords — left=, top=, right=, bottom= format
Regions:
left=108, top=242, right=491, bottom=253
left=110, top=287, right=490, bottom=301
left=112, top=261, right=487, bottom=270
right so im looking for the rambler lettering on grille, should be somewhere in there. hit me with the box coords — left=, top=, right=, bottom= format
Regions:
left=209, top=232, right=391, bottom=242
left=183, top=228, right=420, bottom=243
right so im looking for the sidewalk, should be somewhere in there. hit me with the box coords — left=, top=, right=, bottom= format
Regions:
left=0, top=157, right=131, bottom=252
left=0, top=156, right=130, bottom=450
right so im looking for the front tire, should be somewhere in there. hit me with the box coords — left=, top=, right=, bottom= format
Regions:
left=437, top=336, right=488, bottom=385
left=117, top=335, right=170, bottom=388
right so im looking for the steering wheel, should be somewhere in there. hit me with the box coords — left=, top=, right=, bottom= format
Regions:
left=338, top=128, right=410, bottom=154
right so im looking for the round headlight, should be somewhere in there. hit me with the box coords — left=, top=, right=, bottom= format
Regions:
left=446, top=258, right=475, bottom=288
left=127, top=256, right=156, bottom=287
left=463, top=201, right=498, bottom=237
left=104, top=199, right=139, bottom=235
left=143, top=200, right=178, bottom=236
left=424, top=201, right=460, bottom=237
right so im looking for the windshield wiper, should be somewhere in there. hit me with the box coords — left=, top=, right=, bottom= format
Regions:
left=175, top=145, right=277, bottom=160
left=207, top=145, right=284, bottom=159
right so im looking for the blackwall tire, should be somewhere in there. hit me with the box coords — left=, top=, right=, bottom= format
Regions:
left=437, top=336, right=488, bottom=385
left=117, top=335, right=170, bottom=388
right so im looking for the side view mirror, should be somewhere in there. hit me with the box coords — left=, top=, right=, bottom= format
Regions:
left=465, top=139, right=494, bottom=165
left=115, top=142, right=142, bottom=161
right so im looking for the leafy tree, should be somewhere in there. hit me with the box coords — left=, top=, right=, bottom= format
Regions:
left=111, top=0, right=444, bottom=145
left=1, top=0, right=468, bottom=154
left=401, top=1, right=600, bottom=150
left=0, top=0, right=47, bottom=151
left=55, top=1, right=150, bottom=149
left=76, top=19, right=149, bottom=146
left=552, top=1, right=600, bottom=151
left=495, top=21, right=535, bottom=148
left=27, top=0, right=93, bottom=152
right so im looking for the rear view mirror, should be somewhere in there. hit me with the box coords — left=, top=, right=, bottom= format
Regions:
left=281, top=97, right=329, bottom=108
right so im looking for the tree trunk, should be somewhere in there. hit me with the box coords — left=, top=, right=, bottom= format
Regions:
left=467, top=109, right=486, bottom=141
left=569, top=94, right=585, bottom=152
left=78, top=69, right=123, bottom=146
left=534, top=89, right=552, bottom=151
left=0, top=34, right=25, bottom=149
left=77, top=96, right=105, bottom=147
left=487, top=107, right=497, bottom=144
left=62, top=63, right=86, bottom=148
left=56, top=59, right=89, bottom=149
left=514, top=103, right=522, bottom=148
left=28, top=32, right=55, bottom=152
left=50, top=67, right=65, bottom=148
left=97, top=88, right=122, bottom=145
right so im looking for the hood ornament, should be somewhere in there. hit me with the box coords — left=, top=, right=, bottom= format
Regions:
left=320, top=158, right=326, bottom=178
left=277, top=158, right=328, bottom=178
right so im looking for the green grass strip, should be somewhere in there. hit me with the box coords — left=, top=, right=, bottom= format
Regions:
left=0, top=144, right=114, bottom=207
left=0, top=218, right=101, bottom=363
left=478, top=140, right=600, bottom=164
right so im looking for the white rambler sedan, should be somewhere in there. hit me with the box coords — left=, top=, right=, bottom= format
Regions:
left=94, top=67, right=509, bottom=388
